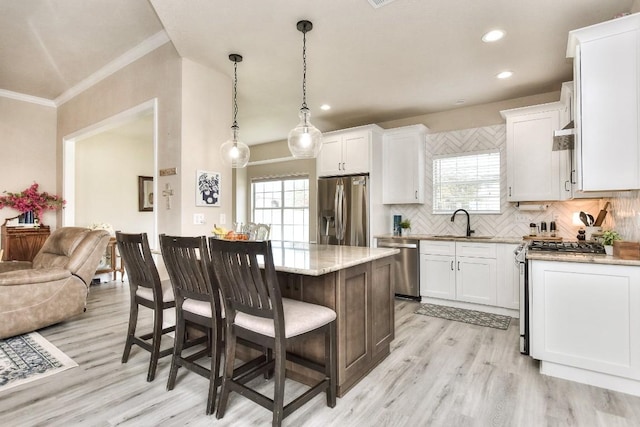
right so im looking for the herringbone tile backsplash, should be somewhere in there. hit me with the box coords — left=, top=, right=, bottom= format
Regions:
left=385, top=124, right=634, bottom=241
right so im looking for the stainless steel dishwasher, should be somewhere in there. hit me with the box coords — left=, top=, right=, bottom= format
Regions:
left=376, top=237, right=420, bottom=300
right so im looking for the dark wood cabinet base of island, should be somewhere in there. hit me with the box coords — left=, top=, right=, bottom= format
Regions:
left=277, top=255, right=395, bottom=397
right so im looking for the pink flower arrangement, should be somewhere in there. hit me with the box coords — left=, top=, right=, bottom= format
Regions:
left=0, top=183, right=66, bottom=220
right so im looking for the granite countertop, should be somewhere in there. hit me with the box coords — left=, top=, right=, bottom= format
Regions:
left=374, top=234, right=522, bottom=244
left=270, top=242, right=399, bottom=276
left=526, top=251, right=640, bottom=266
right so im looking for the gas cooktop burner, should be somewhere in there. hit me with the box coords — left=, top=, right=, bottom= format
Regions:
left=528, top=240, right=606, bottom=254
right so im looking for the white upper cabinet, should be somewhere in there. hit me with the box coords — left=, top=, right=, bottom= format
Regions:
left=501, top=103, right=567, bottom=202
left=317, top=125, right=382, bottom=177
left=382, top=124, right=427, bottom=204
left=568, top=13, right=640, bottom=191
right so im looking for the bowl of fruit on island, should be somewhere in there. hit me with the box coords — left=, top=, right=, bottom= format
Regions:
left=212, top=225, right=249, bottom=240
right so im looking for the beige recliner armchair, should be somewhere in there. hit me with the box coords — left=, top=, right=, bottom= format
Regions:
left=0, top=226, right=110, bottom=339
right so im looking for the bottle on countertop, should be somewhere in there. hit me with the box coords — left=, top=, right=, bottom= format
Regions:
left=529, top=223, right=537, bottom=236
left=540, top=221, right=547, bottom=237
left=549, top=221, right=557, bottom=237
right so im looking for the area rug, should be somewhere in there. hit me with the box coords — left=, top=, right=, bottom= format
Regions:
left=415, top=303, right=511, bottom=330
left=0, top=332, right=77, bottom=392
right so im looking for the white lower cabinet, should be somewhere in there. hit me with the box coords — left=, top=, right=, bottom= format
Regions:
left=530, top=260, right=640, bottom=389
left=420, top=252, right=456, bottom=300
left=420, top=240, right=519, bottom=312
left=420, top=240, right=498, bottom=306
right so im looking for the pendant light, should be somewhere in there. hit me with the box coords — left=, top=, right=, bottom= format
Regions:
left=220, top=54, right=250, bottom=168
left=288, top=20, right=322, bottom=158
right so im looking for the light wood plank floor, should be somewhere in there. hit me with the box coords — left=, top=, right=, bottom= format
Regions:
left=3, top=280, right=640, bottom=426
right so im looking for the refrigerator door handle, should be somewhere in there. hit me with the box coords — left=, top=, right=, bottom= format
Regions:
left=340, top=181, right=348, bottom=242
left=335, top=180, right=345, bottom=242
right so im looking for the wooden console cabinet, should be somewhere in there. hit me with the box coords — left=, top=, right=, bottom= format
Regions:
left=1, top=225, right=51, bottom=261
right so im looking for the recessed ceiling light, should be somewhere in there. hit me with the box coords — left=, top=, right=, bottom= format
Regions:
left=482, top=29, right=505, bottom=43
left=320, top=104, right=331, bottom=111
left=497, top=71, right=513, bottom=79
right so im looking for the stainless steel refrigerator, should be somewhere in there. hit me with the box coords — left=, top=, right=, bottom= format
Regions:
left=317, top=175, right=369, bottom=246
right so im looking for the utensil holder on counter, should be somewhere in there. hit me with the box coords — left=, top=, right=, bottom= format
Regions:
left=585, top=226, right=602, bottom=241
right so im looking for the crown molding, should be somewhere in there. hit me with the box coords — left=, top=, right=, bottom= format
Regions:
left=0, top=89, right=56, bottom=107
left=1, top=31, right=171, bottom=108
left=55, top=30, right=171, bottom=106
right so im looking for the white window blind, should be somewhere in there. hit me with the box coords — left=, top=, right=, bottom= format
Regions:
left=433, top=150, right=500, bottom=213
left=252, top=177, right=309, bottom=242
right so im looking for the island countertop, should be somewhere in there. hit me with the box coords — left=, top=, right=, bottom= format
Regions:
left=270, top=242, right=399, bottom=276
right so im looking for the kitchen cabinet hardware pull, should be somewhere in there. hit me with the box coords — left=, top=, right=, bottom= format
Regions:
left=450, top=260, right=454, bottom=270
left=571, top=170, right=576, bottom=185
left=508, top=186, right=512, bottom=197
left=457, top=261, right=460, bottom=271
left=565, top=180, right=571, bottom=191
left=415, top=190, right=418, bottom=199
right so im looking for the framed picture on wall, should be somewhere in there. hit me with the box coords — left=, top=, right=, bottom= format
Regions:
left=138, top=176, right=153, bottom=212
left=196, top=170, right=221, bottom=207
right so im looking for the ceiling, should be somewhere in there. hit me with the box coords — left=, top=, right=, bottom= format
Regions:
left=1, top=0, right=634, bottom=145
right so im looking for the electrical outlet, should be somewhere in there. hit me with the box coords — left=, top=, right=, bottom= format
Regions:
left=219, top=213, right=226, bottom=225
left=193, top=213, right=205, bottom=225
left=515, top=214, right=530, bottom=223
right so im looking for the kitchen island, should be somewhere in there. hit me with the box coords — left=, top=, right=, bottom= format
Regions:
left=527, top=251, right=640, bottom=396
left=269, top=242, right=399, bottom=397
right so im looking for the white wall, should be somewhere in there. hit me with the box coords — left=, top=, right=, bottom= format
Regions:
left=0, top=97, right=58, bottom=234
left=179, top=59, right=232, bottom=236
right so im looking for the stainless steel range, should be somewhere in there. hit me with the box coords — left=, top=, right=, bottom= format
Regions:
left=514, top=240, right=606, bottom=355
left=527, top=240, right=605, bottom=254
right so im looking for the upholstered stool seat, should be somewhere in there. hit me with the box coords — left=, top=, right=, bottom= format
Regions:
left=136, top=279, right=174, bottom=302
left=235, top=298, right=335, bottom=338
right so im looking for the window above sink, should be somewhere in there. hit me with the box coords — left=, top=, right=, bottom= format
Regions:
left=433, top=149, right=501, bottom=214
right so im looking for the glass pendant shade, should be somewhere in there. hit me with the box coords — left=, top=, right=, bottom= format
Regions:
left=220, top=125, right=250, bottom=168
left=220, top=53, right=249, bottom=168
left=289, top=20, right=322, bottom=159
left=288, top=107, right=322, bottom=158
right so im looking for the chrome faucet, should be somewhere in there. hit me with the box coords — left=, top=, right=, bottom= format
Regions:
left=451, top=209, right=474, bottom=237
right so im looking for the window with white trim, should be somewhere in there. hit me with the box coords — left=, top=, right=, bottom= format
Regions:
left=252, top=177, right=309, bottom=242
left=433, top=150, right=501, bottom=214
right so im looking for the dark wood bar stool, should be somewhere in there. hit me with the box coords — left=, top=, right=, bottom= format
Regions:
left=159, top=234, right=224, bottom=415
left=208, top=238, right=337, bottom=427
left=116, top=232, right=175, bottom=382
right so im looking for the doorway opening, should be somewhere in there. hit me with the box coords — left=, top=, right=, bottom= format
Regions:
left=62, top=99, right=158, bottom=245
